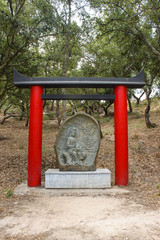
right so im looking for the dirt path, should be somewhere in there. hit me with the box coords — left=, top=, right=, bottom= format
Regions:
left=0, top=185, right=160, bottom=240
left=0, top=104, right=160, bottom=239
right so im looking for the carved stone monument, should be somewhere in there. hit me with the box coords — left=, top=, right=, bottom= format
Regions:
left=45, top=112, right=111, bottom=188
left=54, top=112, right=100, bottom=171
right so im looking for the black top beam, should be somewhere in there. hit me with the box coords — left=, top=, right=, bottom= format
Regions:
left=13, top=69, right=145, bottom=89
left=41, top=94, right=115, bottom=101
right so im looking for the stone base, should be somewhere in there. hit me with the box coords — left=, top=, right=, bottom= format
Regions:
left=45, top=169, right=111, bottom=189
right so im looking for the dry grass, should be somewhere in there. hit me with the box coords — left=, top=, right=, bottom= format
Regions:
left=0, top=99, right=160, bottom=210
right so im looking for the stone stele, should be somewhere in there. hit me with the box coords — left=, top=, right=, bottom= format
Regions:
left=54, top=112, right=100, bottom=171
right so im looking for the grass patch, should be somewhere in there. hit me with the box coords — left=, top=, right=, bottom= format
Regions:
left=4, top=188, right=14, bottom=198
left=19, top=144, right=24, bottom=150
left=156, top=183, right=160, bottom=189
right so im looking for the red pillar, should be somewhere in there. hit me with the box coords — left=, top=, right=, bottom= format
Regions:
left=28, top=86, right=43, bottom=187
left=114, top=86, right=128, bottom=186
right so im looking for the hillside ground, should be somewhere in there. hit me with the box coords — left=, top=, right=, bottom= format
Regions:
left=0, top=99, right=160, bottom=239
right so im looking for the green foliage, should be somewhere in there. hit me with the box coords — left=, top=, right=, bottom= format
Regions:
left=0, top=0, right=160, bottom=122
left=156, top=184, right=160, bottom=189
left=0, top=0, right=92, bottom=122
left=88, top=0, right=160, bottom=101
left=5, top=188, right=13, bottom=198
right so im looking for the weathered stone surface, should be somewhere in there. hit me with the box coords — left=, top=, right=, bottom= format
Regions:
left=54, top=112, right=100, bottom=171
left=45, top=169, right=111, bottom=188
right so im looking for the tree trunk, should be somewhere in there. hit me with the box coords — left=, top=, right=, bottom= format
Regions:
left=3, top=104, right=12, bottom=116
left=133, top=91, right=145, bottom=105
left=95, top=101, right=100, bottom=119
left=68, top=101, right=76, bottom=115
left=74, top=102, right=78, bottom=114
left=144, top=83, right=156, bottom=128
left=61, top=0, right=72, bottom=121
left=133, top=93, right=139, bottom=105
left=50, top=100, right=54, bottom=111
left=25, top=103, right=29, bottom=127
left=25, top=115, right=29, bottom=127
left=1, top=115, right=12, bottom=125
left=1, top=114, right=19, bottom=125
left=102, top=102, right=113, bottom=116
left=62, top=89, right=67, bottom=121
left=127, top=98, right=132, bottom=113
left=83, top=101, right=94, bottom=115
left=19, top=102, right=25, bottom=121
left=56, top=100, right=61, bottom=127
left=43, top=88, right=47, bottom=109
left=56, top=89, right=61, bottom=126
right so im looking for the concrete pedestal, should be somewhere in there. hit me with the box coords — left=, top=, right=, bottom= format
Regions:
left=45, top=169, right=111, bottom=189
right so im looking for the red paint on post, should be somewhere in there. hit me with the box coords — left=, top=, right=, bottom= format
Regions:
left=114, top=86, right=128, bottom=186
left=28, top=86, right=43, bottom=187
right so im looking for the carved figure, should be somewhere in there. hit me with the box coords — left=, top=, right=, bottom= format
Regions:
left=62, top=127, right=87, bottom=165
left=54, top=112, right=100, bottom=171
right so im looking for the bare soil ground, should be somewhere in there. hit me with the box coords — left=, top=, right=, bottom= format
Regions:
left=0, top=99, right=160, bottom=239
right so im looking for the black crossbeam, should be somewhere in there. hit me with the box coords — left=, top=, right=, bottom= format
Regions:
left=41, top=94, right=115, bottom=101
left=13, top=69, right=145, bottom=88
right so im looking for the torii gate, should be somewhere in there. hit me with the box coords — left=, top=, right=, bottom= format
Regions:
left=13, top=69, right=145, bottom=187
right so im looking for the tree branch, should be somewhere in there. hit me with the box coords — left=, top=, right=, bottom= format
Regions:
left=16, top=0, right=26, bottom=15
left=8, top=0, right=13, bottom=16
left=136, top=28, right=160, bottom=60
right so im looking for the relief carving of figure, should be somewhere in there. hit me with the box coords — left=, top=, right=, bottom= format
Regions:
left=62, top=127, right=87, bottom=165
